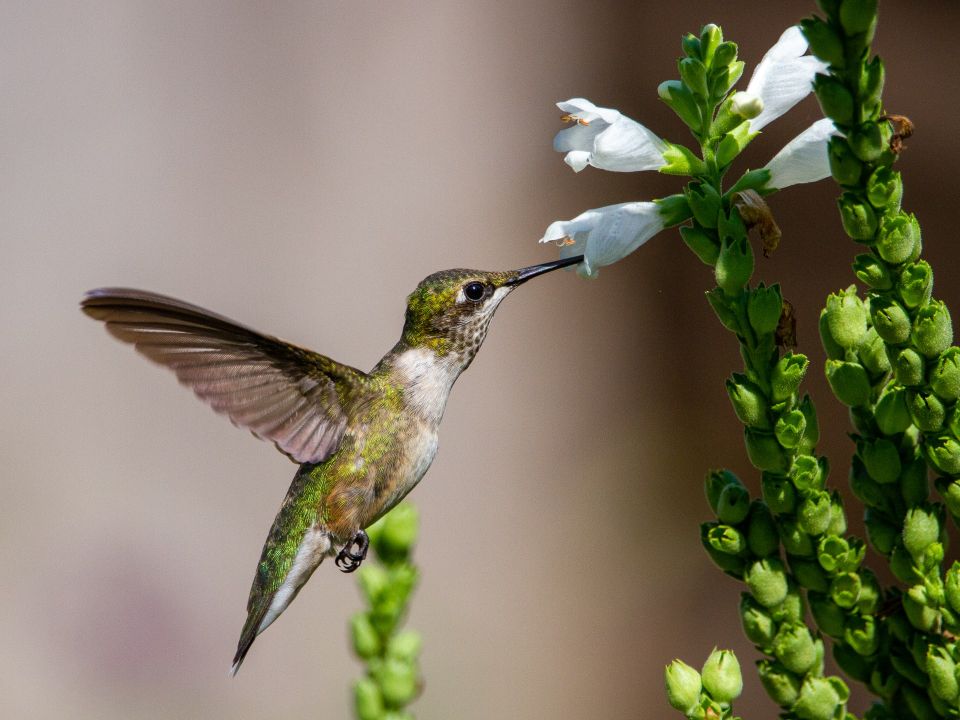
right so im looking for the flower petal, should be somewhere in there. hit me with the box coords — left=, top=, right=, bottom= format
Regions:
left=539, top=202, right=666, bottom=277
left=764, top=118, right=838, bottom=189
left=553, top=98, right=667, bottom=173
left=745, top=26, right=829, bottom=132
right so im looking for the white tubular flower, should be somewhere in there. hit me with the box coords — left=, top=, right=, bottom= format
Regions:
left=539, top=201, right=666, bottom=278
left=764, top=118, right=839, bottom=190
left=736, top=26, right=829, bottom=132
left=553, top=98, right=669, bottom=173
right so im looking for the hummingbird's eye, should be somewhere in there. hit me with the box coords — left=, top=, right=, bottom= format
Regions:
left=464, top=282, right=486, bottom=302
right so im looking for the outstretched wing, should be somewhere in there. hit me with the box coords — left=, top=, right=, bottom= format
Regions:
left=81, top=287, right=368, bottom=464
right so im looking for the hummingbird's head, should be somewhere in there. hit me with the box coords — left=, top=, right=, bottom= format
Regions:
left=400, top=256, right=583, bottom=360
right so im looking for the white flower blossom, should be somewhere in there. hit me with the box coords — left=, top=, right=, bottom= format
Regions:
left=539, top=202, right=666, bottom=278
left=736, top=26, right=829, bottom=132
left=553, top=98, right=669, bottom=173
left=764, top=118, right=839, bottom=190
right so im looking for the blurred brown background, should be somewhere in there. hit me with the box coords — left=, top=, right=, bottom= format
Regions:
left=3, top=1, right=959, bottom=718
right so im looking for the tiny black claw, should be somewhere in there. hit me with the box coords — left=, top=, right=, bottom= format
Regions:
left=335, top=530, right=370, bottom=573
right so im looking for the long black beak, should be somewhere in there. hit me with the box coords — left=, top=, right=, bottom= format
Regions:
left=505, top=255, right=584, bottom=286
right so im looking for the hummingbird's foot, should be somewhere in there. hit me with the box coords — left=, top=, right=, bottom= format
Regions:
left=335, top=530, right=369, bottom=573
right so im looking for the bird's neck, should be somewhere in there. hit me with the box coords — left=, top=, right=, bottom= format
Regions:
left=374, top=341, right=472, bottom=425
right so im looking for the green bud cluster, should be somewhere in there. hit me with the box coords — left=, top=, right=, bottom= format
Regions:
left=351, top=504, right=423, bottom=720
left=665, top=649, right=743, bottom=719
left=805, top=2, right=960, bottom=717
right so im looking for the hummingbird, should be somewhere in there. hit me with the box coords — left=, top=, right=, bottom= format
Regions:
left=81, top=254, right=582, bottom=674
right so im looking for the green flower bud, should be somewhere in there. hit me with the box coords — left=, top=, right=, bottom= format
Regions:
left=945, top=562, right=960, bottom=613
left=761, top=473, right=795, bottom=514
left=747, top=283, right=783, bottom=336
left=704, top=469, right=742, bottom=515
left=708, top=60, right=745, bottom=101
left=890, top=542, right=920, bottom=584
left=849, top=457, right=886, bottom=509
left=838, top=191, right=878, bottom=240
left=701, top=648, right=742, bottom=703
left=857, top=569, right=881, bottom=614
left=926, top=433, right=960, bottom=475
left=715, top=235, right=754, bottom=296
left=903, top=584, right=938, bottom=632
left=799, top=491, right=833, bottom=536
left=860, top=56, right=885, bottom=117
left=839, top=0, right=878, bottom=35
left=860, top=438, right=901, bottom=484
left=351, top=612, right=382, bottom=659
left=772, top=353, right=809, bottom=402
left=725, top=373, right=769, bottom=429
left=844, top=614, right=879, bottom=656
left=916, top=541, right=944, bottom=575
left=926, top=646, right=959, bottom=702
left=793, top=676, right=847, bottom=720
left=358, top=565, right=390, bottom=605
left=354, top=678, right=386, bottom=720
left=817, top=534, right=850, bottom=573
left=913, top=300, right=953, bottom=358
left=903, top=505, right=940, bottom=559
left=773, top=585, right=806, bottom=626
left=716, top=483, right=751, bottom=525
left=827, top=493, right=847, bottom=536
left=686, top=181, right=722, bottom=229
left=800, top=16, right=845, bottom=67
left=830, top=572, right=862, bottom=609
left=824, top=285, right=868, bottom=349
left=376, top=503, right=419, bottom=559
left=681, top=33, right=701, bottom=60
left=827, top=136, right=863, bottom=186
left=658, top=80, right=701, bottom=130
left=899, top=456, right=928, bottom=507
left=897, top=261, right=932, bottom=309
left=713, top=40, right=738, bottom=68
left=797, top=395, right=820, bottom=453
left=774, top=410, right=806, bottom=450
left=866, top=167, right=902, bottom=210
left=746, top=558, right=789, bottom=608
left=819, top=309, right=845, bottom=360
left=701, top=522, right=746, bottom=576
left=740, top=593, right=776, bottom=647
left=858, top=327, right=890, bottom=376
left=852, top=253, right=892, bottom=289
left=825, top=360, right=871, bottom=407
left=757, top=659, right=800, bottom=707
left=813, top=74, right=854, bottom=125
left=705, top=287, right=740, bottom=332
left=908, top=390, right=945, bottom=432
left=773, top=623, right=817, bottom=675
left=680, top=224, right=719, bottom=266
left=900, top=680, right=940, bottom=720
left=699, top=23, right=722, bottom=63
left=706, top=523, right=746, bottom=556
left=874, top=387, right=912, bottom=434
left=849, top=122, right=888, bottom=163
left=869, top=294, right=911, bottom=345
left=747, top=501, right=779, bottom=557
left=376, top=657, right=418, bottom=708
left=940, top=478, right=960, bottom=525
left=744, top=428, right=788, bottom=473
left=678, top=57, right=708, bottom=98
left=716, top=120, right=757, bottom=168
left=833, top=643, right=873, bottom=683
left=894, top=348, right=924, bottom=386
left=790, top=557, right=830, bottom=592
left=876, top=212, right=920, bottom=265
left=864, top=509, right=897, bottom=555
left=931, top=347, right=960, bottom=401
left=809, top=592, right=845, bottom=637
left=780, top=518, right=815, bottom=557
left=664, top=659, right=702, bottom=714
left=386, top=630, right=422, bottom=663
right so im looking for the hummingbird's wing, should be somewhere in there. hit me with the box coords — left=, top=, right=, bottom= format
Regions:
left=81, top=288, right=368, bottom=464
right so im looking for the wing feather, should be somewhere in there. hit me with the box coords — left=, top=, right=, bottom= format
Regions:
left=81, top=287, right=368, bottom=464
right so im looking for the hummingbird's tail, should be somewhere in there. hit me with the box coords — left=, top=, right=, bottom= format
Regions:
left=230, top=526, right=335, bottom=676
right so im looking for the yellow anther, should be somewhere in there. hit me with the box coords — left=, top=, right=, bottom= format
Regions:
left=560, top=113, right=590, bottom=126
